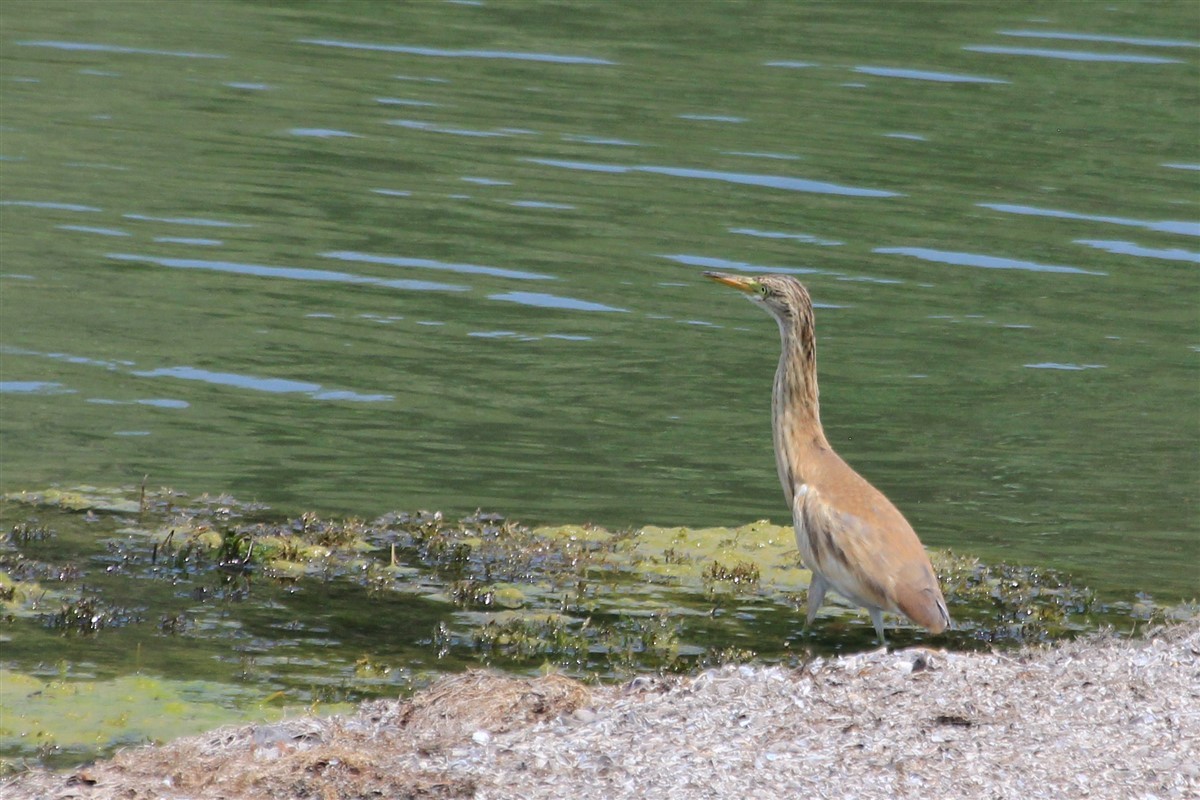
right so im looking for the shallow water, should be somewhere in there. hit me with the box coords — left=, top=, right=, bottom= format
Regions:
left=0, top=0, right=1197, bottom=767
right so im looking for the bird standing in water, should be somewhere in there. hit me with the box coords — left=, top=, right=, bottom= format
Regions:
left=704, top=272, right=950, bottom=643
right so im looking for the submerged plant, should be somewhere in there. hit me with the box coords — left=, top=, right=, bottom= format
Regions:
left=43, top=595, right=141, bottom=635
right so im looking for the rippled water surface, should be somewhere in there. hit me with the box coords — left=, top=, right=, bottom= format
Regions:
left=2, top=0, right=1197, bottom=690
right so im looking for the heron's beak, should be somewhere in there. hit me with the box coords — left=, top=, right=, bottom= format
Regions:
left=703, top=271, right=758, bottom=293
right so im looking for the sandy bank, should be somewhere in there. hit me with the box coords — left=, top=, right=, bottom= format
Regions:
left=5, top=621, right=1197, bottom=800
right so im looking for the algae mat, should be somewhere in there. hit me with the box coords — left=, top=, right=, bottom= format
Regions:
left=0, top=486, right=1188, bottom=771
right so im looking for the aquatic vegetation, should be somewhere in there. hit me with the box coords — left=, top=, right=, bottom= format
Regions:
left=702, top=559, right=762, bottom=589
left=42, top=595, right=142, bottom=635
left=1, top=484, right=1192, bottom=771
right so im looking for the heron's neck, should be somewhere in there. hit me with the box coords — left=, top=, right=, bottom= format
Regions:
left=772, top=315, right=828, bottom=496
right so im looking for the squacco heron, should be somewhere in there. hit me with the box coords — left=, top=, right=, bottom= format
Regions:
left=705, top=271, right=950, bottom=643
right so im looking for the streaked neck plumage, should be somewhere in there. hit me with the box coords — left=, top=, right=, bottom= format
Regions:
left=770, top=301, right=829, bottom=503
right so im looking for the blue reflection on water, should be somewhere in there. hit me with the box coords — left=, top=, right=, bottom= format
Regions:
left=1, top=200, right=101, bottom=212
left=978, top=203, right=1200, bottom=237
left=322, top=250, right=553, bottom=280
left=526, top=159, right=900, bottom=197
left=855, top=66, right=1008, bottom=84
left=153, top=237, right=223, bottom=246
left=677, top=114, right=746, bottom=123
left=375, top=97, right=440, bottom=107
left=289, top=128, right=360, bottom=138
left=1074, top=240, right=1200, bottom=263
left=509, top=200, right=575, bottom=210
left=58, top=225, right=130, bottom=237
left=4, top=347, right=391, bottom=402
left=527, top=158, right=628, bottom=174
left=300, top=39, right=615, bottom=65
left=462, top=177, right=512, bottom=186
left=0, top=381, right=74, bottom=394
left=108, top=253, right=469, bottom=292
left=17, top=40, right=226, bottom=59
left=1024, top=363, right=1106, bottom=371
left=997, top=30, right=1200, bottom=48
left=561, top=134, right=641, bottom=146
left=388, top=120, right=520, bottom=137
left=123, top=214, right=252, bottom=228
left=964, top=45, right=1184, bottom=64
left=131, top=366, right=393, bottom=402
left=660, top=254, right=820, bottom=275
left=875, top=247, right=1105, bottom=275
left=729, top=228, right=843, bottom=246
left=488, top=292, right=628, bottom=312
left=723, top=151, right=801, bottom=160
left=87, top=398, right=190, bottom=408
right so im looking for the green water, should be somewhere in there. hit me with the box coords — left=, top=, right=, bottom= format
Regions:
left=0, top=0, right=1197, bottom=768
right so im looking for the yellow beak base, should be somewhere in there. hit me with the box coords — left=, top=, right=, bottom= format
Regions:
left=703, top=271, right=758, bottom=293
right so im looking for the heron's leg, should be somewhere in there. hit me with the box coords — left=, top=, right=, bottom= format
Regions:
left=805, top=573, right=828, bottom=626
left=869, top=608, right=887, bottom=645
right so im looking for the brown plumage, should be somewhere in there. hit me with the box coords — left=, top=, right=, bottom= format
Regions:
left=705, top=271, right=950, bottom=642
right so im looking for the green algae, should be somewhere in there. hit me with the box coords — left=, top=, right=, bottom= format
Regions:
left=2, top=484, right=1193, bottom=771
left=0, top=669, right=337, bottom=773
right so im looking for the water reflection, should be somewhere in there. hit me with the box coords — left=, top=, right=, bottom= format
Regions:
left=289, top=128, right=360, bottom=138
left=130, top=366, right=393, bottom=402
left=561, top=134, right=641, bottom=146
left=978, top=203, right=1200, bottom=237
left=0, top=381, right=74, bottom=394
left=388, top=119, right=529, bottom=138
left=875, top=246, right=1105, bottom=276
left=300, top=39, right=616, bottom=65
left=509, top=200, right=575, bottom=210
left=57, top=225, right=130, bottom=236
left=1, top=200, right=100, bottom=212
left=375, top=98, right=440, bottom=107
left=729, top=228, right=843, bottom=246
left=1074, top=240, right=1200, bottom=263
left=16, top=40, right=226, bottom=59
left=527, top=159, right=901, bottom=197
left=123, top=214, right=251, bottom=228
left=854, top=66, right=1008, bottom=84
left=677, top=114, right=746, bottom=123
left=108, top=253, right=470, bottom=292
left=964, top=45, right=1184, bottom=64
left=153, top=236, right=222, bottom=246
left=89, top=397, right=191, bottom=408
left=659, top=254, right=820, bottom=275
left=723, top=151, right=801, bottom=160
left=488, top=291, right=628, bottom=313
left=321, top=250, right=554, bottom=281
left=3, top=347, right=391, bottom=402
left=997, top=30, right=1200, bottom=48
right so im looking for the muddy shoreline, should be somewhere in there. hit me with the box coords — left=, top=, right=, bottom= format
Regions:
left=5, top=620, right=1197, bottom=800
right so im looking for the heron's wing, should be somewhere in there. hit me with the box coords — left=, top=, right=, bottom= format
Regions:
left=795, top=485, right=891, bottom=611
left=796, top=484, right=948, bottom=631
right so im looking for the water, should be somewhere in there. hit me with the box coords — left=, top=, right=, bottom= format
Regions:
left=0, top=0, right=1197, bottom=764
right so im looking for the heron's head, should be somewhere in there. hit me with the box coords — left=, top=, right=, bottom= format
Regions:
left=704, top=271, right=813, bottom=324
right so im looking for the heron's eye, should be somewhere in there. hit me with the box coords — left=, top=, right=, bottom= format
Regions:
left=758, top=284, right=770, bottom=298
